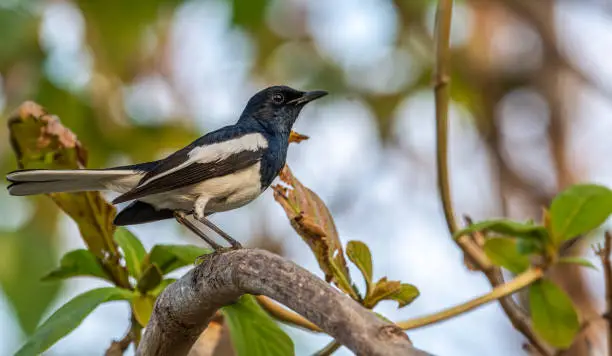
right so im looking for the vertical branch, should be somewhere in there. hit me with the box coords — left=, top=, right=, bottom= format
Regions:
left=431, top=2, right=551, bottom=355
left=605, top=233, right=612, bottom=356
left=434, top=0, right=458, bottom=235
left=601, top=232, right=612, bottom=355
left=595, top=232, right=612, bottom=356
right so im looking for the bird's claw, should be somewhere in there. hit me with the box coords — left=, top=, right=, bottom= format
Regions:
left=229, top=241, right=243, bottom=250
left=194, top=245, right=241, bottom=265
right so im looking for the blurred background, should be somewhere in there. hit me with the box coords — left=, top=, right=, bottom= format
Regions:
left=1, top=0, right=612, bottom=355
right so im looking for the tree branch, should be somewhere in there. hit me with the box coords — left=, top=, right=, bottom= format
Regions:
left=314, top=340, right=341, bottom=356
left=137, top=249, right=431, bottom=356
left=432, top=2, right=551, bottom=354
left=434, top=0, right=458, bottom=236
left=594, top=232, right=612, bottom=356
left=256, top=295, right=321, bottom=332
left=398, top=268, right=543, bottom=330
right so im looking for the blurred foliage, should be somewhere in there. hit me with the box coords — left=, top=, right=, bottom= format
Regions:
left=2, top=0, right=611, bottom=354
left=455, top=183, right=612, bottom=348
left=15, top=287, right=135, bottom=356
left=75, top=0, right=181, bottom=80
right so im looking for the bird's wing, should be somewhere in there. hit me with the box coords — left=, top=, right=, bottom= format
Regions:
left=112, top=127, right=268, bottom=204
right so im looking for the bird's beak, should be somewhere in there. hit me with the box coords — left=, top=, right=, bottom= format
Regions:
left=288, top=90, right=328, bottom=105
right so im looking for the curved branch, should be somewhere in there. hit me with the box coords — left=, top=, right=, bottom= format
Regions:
left=256, top=295, right=322, bottom=332
left=137, top=249, right=431, bottom=356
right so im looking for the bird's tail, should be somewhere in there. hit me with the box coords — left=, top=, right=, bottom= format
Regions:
left=6, top=169, right=141, bottom=196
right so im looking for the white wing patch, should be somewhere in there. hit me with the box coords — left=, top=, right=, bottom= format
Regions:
left=187, top=132, right=268, bottom=162
left=138, top=132, right=268, bottom=187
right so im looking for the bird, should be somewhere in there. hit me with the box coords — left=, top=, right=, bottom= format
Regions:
left=6, top=85, right=328, bottom=250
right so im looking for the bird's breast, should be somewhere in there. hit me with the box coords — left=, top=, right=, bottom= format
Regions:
left=142, top=161, right=264, bottom=213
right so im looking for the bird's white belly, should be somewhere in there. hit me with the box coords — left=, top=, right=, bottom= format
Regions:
left=140, top=162, right=263, bottom=213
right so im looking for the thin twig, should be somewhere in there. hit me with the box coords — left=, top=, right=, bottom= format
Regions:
left=105, top=327, right=135, bottom=356
left=593, top=231, right=612, bottom=356
left=398, top=268, right=543, bottom=330
left=432, top=0, right=492, bottom=273
left=484, top=268, right=552, bottom=356
left=432, top=1, right=550, bottom=354
left=314, top=340, right=341, bottom=356
left=130, top=313, right=142, bottom=348
left=434, top=0, right=458, bottom=235
left=256, top=296, right=321, bottom=332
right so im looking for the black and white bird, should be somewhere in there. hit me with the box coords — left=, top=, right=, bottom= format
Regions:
left=6, top=86, right=327, bottom=249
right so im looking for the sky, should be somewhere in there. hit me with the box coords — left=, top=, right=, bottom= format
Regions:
left=2, top=0, right=612, bottom=355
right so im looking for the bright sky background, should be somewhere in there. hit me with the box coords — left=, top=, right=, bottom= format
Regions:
left=2, top=0, right=612, bottom=355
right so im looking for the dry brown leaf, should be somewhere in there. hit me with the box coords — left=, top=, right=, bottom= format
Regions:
left=288, top=130, right=309, bottom=144
left=364, top=277, right=401, bottom=308
left=273, top=165, right=352, bottom=292
left=8, top=101, right=128, bottom=287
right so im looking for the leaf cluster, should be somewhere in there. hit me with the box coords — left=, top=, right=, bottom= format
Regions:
left=455, top=184, right=612, bottom=348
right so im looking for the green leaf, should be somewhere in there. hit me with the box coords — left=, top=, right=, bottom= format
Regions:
left=346, top=241, right=373, bottom=294
left=530, top=279, right=580, bottom=348
left=42, top=249, right=111, bottom=282
left=15, top=287, right=133, bottom=356
left=150, top=278, right=177, bottom=297
left=146, top=244, right=212, bottom=275
left=483, top=238, right=530, bottom=274
left=388, top=283, right=420, bottom=308
left=516, top=238, right=544, bottom=255
left=223, top=295, right=294, bottom=356
left=114, top=227, right=146, bottom=278
left=136, top=264, right=163, bottom=293
left=558, top=257, right=597, bottom=270
left=454, top=219, right=547, bottom=240
left=0, top=227, right=61, bottom=334
left=329, top=255, right=358, bottom=299
left=364, top=278, right=401, bottom=308
left=550, top=184, right=612, bottom=243
left=132, top=294, right=155, bottom=327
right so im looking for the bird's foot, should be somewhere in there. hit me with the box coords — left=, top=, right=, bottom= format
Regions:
left=194, top=246, right=238, bottom=265
left=228, top=240, right=243, bottom=250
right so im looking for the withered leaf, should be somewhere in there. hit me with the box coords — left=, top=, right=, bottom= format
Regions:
left=363, top=277, right=401, bottom=309
left=288, top=131, right=309, bottom=144
left=8, top=102, right=127, bottom=287
left=272, top=165, right=354, bottom=297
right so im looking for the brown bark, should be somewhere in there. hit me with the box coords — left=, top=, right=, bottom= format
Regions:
left=137, top=249, right=431, bottom=356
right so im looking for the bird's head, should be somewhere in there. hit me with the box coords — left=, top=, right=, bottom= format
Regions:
left=239, top=85, right=328, bottom=135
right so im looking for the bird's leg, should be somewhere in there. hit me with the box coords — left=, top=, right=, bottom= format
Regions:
left=174, top=211, right=223, bottom=251
left=198, top=217, right=243, bottom=249
left=193, top=195, right=243, bottom=249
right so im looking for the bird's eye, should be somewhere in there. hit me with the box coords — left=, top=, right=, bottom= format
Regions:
left=272, top=93, right=284, bottom=104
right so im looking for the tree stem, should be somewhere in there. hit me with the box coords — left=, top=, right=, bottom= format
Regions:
left=398, top=268, right=543, bottom=330
left=434, top=0, right=458, bottom=235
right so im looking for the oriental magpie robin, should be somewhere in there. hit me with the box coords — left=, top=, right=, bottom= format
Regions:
left=6, top=86, right=328, bottom=249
